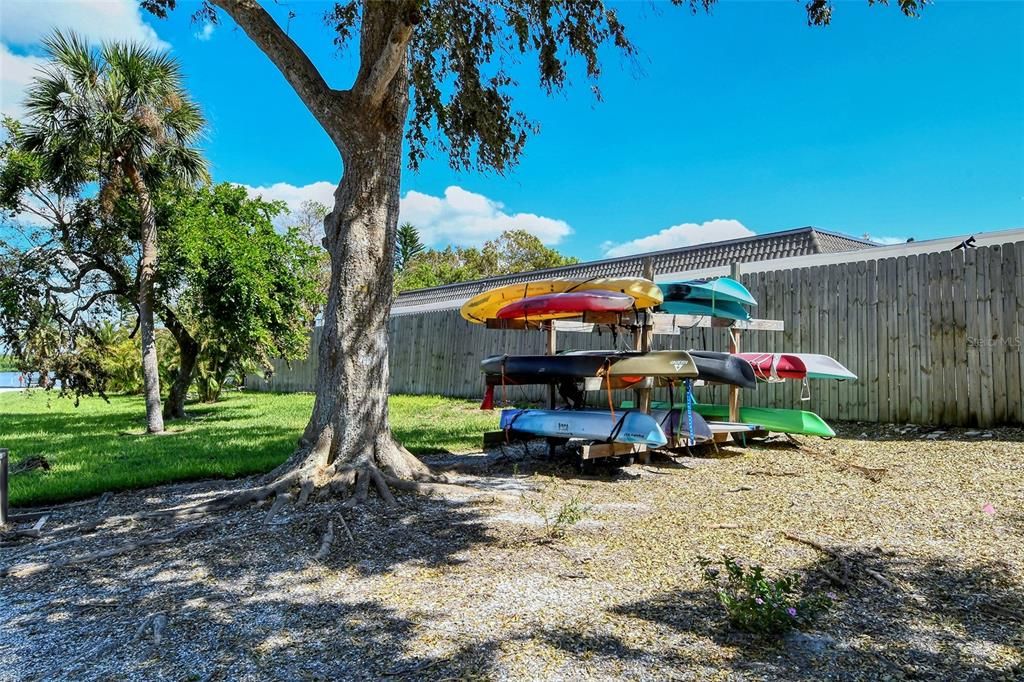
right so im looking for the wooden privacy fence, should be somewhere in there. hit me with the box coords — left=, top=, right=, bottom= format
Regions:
left=246, top=241, right=1024, bottom=427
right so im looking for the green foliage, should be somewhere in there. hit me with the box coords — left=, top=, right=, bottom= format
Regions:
left=395, top=229, right=577, bottom=292
left=697, top=555, right=834, bottom=637
left=158, top=183, right=325, bottom=399
left=526, top=492, right=590, bottom=541
left=0, top=355, right=18, bottom=371
left=2, top=32, right=208, bottom=407
left=86, top=321, right=144, bottom=394
left=0, top=391, right=499, bottom=506
left=395, top=222, right=425, bottom=271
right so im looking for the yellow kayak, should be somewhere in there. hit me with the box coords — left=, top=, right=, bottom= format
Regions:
left=460, top=277, right=664, bottom=323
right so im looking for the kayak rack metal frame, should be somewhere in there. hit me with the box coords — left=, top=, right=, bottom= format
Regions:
left=481, top=261, right=786, bottom=455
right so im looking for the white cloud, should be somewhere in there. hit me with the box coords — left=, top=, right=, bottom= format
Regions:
left=401, top=186, right=572, bottom=246
left=241, top=180, right=337, bottom=213
left=867, top=235, right=907, bottom=245
left=0, top=0, right=169, bottom=50
left=194, top=23, right=215, bottom=42
left=1, top=0, right=170, bottom=119
left=237, top=181, right=573, bottom=247
left=0, top=43, right=45, bottom=119
left=602, top=219, right=755, bottom=258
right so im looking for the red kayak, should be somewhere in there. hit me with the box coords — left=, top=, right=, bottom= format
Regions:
left=495, top=289, right=635, bottom=320
left=736, top=353, right=808, bottom=381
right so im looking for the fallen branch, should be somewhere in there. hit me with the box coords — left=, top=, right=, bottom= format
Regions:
left=727, top=485, right=753, bottom=493
left=337, top=513, right=355, bottom=544
left=783, top=531, right=894, bottom=590
left=10, top=455, right=50, bottom=476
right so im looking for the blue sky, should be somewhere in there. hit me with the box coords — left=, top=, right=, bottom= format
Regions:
left=2, top=1, right=1022, bottom=260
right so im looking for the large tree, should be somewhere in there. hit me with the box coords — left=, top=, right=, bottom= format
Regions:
left=20, top=32, right=207, bottom=433
left=141, top=0, right=924, bottom=503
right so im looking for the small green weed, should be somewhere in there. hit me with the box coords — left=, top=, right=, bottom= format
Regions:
left=527, top=493, right=590, bottom=540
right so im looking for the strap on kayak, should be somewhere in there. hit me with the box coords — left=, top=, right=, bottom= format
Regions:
left=602, top=358, right=616, bottom=420
left=500, top=355, right=508, bottom=407
left=503, top=408, right=526, bottom=444
left=607, top=409, right=631, bottom=443
left=801, top=377, right=811, bottom=402
left=563, top=275, right=601, bottom=294
left=685, top=378, right=696, bottom=447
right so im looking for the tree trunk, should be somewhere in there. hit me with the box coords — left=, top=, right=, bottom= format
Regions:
left=274, top=35, right=423, bottom=481
left=128, top=166, right=165, bottom=434
left=208, top=0, right=428, bottom=491
left=160, top=305, right=199, bottom=420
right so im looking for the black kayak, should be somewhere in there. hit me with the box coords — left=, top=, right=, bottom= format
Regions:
left=687, top=351, right=757, bottom=388
left=481, top=353, right=612, bottom=380
left=481, top=350, right=697, bottom=381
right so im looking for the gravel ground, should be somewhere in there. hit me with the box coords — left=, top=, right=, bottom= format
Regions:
left=1, top=423, right=1022, bottom=681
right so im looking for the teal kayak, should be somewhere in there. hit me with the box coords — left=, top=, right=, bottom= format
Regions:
left=660, top=277, right=757, bottom=306
left=658, top=298, right=751, bottom=320
left=690, top=403, right=835, bottom=437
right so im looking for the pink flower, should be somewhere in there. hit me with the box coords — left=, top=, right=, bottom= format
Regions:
left=754, top=597, right=764, bottom=605
left=982, top=503, right=996, bottom=515
left=787, top=607, right=797, bottom=617
left=827, top=592, right=837, bottom=600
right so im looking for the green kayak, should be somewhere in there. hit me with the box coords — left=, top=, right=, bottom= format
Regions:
left=687, top=403, right=835, bottom=437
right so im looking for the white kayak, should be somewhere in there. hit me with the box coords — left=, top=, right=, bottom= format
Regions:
left=706, top=421, right=763, bottom=434
left=788, top=353, right=857, bottom=380
left=500, top=409, right=668, bottom=447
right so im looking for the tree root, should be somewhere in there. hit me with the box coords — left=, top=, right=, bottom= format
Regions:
left=1, top=444, right=510, bottom=580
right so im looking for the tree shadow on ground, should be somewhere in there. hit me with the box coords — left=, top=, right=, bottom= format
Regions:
left=2, top=491, right=505, bottom=681
left=601, top=546, right=1023, bottom=679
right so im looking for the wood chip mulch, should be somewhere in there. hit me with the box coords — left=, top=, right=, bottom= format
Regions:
left=1, top=423, right=1022, bottom=681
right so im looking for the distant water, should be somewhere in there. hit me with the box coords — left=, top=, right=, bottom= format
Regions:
left=0, top=371, right=58, bottom=392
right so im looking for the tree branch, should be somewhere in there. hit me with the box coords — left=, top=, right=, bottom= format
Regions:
left=355, top=18, right=415, bottom=110
left=158, top=302, right=199, bottom=354
left=208, top=0, right=347, bottom=137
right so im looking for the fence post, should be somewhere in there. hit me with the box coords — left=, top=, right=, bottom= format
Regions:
left=0, top=448, right=8, bottom=527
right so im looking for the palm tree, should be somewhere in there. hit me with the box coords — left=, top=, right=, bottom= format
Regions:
left=21, top=31, right=207, bottom=433
left=395, top=222, right=425, bottom=271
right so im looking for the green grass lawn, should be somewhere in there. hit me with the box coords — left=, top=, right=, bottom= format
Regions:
left=0, top=391, right=499, bottom=507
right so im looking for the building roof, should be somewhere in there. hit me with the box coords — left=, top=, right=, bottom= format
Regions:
left=392, top=226, right=876, bottom=310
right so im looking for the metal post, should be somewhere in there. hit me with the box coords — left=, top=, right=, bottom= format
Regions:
left=0, top=448, right=9, bottom=527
